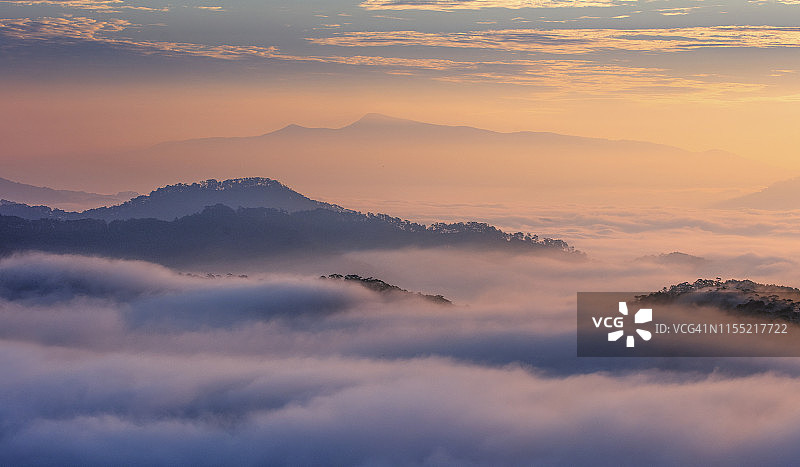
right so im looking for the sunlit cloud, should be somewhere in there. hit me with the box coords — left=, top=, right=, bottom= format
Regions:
left=749, top=0, right=800, bottom=4
left=0, top=0, right=167, bottom=12
left=431, top=60, right=765, bottom=98
left=0, top=16, right=785, bottom=99
left=655, top=7, right=701, bottom=16
left=0, top=16, right=489, bottom=69
left=310, top=26, right=800, bottom=54
left=359, top=0, right=619, bottom=10
left=0, top=16, right=279, bottom=60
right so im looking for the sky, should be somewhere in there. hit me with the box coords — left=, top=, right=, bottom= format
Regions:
left=2, top=0, right=800, bottom=188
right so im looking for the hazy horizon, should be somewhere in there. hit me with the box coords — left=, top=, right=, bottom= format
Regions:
left=2, top=112, right=793, bottom=217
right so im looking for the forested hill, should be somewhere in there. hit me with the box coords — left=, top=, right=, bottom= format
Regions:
left=638, top=279, right=800, bottom=322
left=1, top=178, right=340, bottom=221
left=0, top=204, right=582, bottom=266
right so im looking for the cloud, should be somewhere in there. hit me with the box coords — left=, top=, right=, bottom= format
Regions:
left=4, top=342, right=800, bottom=465
left=750, top=0, right=800, bottom=4
left=127, top=282, right=360, bottom=330
left=0, top=16, right=477, bottom=69
left=4, top=251, right=800, bottom=464
left=301, top=26, right=800, bottom=95
left=426, top=59, right=763, bottom=97
left=0, top=252, right=381, bottom=344
left=0, top=16, right=280, bottom=60
left=0, top=252, right=182, bottom=303
left=655, top=6, right=701, bottom=16
left=0, top=16, right=778, bottom=98
left=310, top=26, right=800, bottom=54
left=359, top=0, right=619, bottom=10
left=0, top=0, right=167, bottom=13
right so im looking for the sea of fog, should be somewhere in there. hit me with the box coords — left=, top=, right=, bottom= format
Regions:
left=3, top=206, right=800, bottom=464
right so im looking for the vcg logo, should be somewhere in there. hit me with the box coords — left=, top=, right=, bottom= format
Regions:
left=592, top=302, right=653, bottom=348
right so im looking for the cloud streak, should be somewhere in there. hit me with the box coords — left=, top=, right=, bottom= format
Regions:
left=0, top=17, right=280, bottom=60
left=0, top=16, right=474, bottom=68
left=0, top=0, right=167, bottom=12
left=0, top=16, right=783, bottom=98
left=360, top=0, right=619, bottom=10
left=311, top=26, right=800, bottom=54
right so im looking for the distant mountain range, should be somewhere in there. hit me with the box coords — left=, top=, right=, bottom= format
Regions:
left=715, top=176, right=800, bottom=210
left=637, top=252, right=708, bottom=268
left=0, top=177, right=581, bottom=265
left=0, top=178, right=340, bottom=221
left=16, top=114, right=788, bottom=206
left=0, top=177, right=137, bottom=211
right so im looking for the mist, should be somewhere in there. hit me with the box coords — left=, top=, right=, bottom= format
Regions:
left=3, top=248, right=800, bottom=465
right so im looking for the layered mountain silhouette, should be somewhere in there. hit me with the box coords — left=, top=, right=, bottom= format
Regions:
left=715, top=176, right=800, bottom=210
left=0, top=177, right=581, bottom=266
left=30, top=114, right=786, bottom=206
left=0, top=178, right=340, bottom=221
left=0, top=177, right=137, bottom=211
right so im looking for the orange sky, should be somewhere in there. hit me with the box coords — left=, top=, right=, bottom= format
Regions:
left=2, top=1, right=800, bottom=191
left=3, top=79, right=799, bottom=188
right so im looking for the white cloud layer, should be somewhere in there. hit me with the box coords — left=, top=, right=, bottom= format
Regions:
left=3, top=250, right=800, bottom=464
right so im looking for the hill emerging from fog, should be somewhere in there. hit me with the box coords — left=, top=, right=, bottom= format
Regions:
left=322, top=274, right=452, bottom=305
left=0, top=203, right=581, bottom=266
left=0, top=178, right=340, bottom=221
left=0, top=176, right=581, bottom=265
left=34, top=114, right=785, bottom=206
left=638, top=279, right=800, bottom=322
left=715, top=177, right=800, bottom=210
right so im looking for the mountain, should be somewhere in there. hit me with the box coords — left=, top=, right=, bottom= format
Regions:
left=639, top=278, right=800, bottom=323
left=0, top=200, right=69, bottom=220
left=24, top=114, right=788, bottom=207
left=0, top=177, right=137, bottom=211
left=715, top=176, right=800, bottom=210
left=0, top=178, right=340, bottom=221
left=0, top=204, right=582, bottom=266
left=321, top=274, right=452, bottom=305
left=637, top=252, right=708, bottom=268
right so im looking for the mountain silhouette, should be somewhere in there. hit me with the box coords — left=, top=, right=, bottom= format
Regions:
left=639, top=278, right=800, bottom=323
left=0, top=178, right=340, bottom=221
left=0, top=204, right=582, bottom=266
left=28, top=114, right=785, bottom=206
left=714, top=176, right=800, bottom=210
left=0, top=177, right=137, bottom=211
left=321, top=274, right=452, bottom=305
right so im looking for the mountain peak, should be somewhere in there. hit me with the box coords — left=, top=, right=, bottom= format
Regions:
left=0, top=177, right=344, bottom=222
left=167, top=177, right=285, bottom=191
left=348, top=113, right=423, bottom=128
left=90, top=177, right=339, bottom=220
